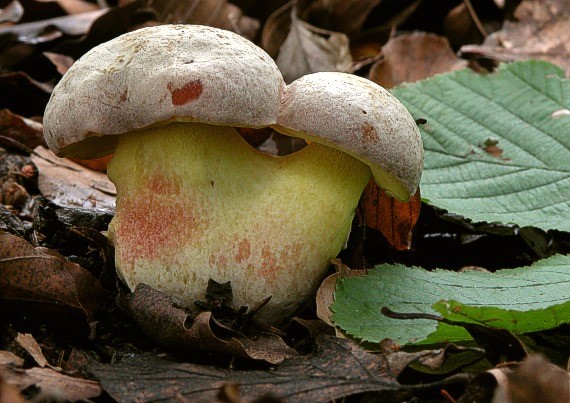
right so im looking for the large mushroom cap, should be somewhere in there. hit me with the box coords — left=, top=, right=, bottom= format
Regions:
left=274, top=72, right=423, bottom=201
left=43, top=24, right=284, bottom=159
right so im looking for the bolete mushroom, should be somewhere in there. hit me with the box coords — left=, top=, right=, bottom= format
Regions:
left=43, top=25, right=423, bottom=324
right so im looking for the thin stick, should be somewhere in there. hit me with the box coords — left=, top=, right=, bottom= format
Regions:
left=463, top=0, right=488, bottom=37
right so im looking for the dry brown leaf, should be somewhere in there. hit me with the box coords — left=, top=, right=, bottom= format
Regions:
left=42, top=51, right=74, bottom=75
left=38, top=0, right=99, bottom=15
left=504, top=354, right=570, bottom=403
left=0, top=230, right=110, bottom=322
left=315, top=259, right=366, bottom=331
left=0, top=8, right=108, bottom=40
left=0, top=378, right=25, bottom=403
left=0, top=109, right=45, bottom=149
left=370, top=32, right=468, bottom=88
left=0, top=361, right=102, bottom=402
left=31, top=146, right=115, bottom=211
left=298, top=0, right=381, bottom=34
left=360, top=180, right=421, bottom=251
left=0, top=1, right=24, bottom=23
left=462, top=354, right=570, bottom=403
left=460, top=0, right=570, bottom=75
left=149, top=0, right=260, bottom=41
left=443, top=2, right=485, bottom=48
left=118, top=284, right=298, bottom=365
left=262, top=2, right=352, bottom=83
left=90, top=336, right=404, bottom=402
left=14, top=333, right=49, bottom=368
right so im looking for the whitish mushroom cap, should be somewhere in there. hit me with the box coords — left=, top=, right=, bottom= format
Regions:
left=43, top=24, right=284, bottom=158
left=274, top=72, right=423, bottom=201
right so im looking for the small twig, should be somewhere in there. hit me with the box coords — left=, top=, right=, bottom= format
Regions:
left=463, top=0, right=488, bottom=38
left=381, top=307, right=445, bottom=322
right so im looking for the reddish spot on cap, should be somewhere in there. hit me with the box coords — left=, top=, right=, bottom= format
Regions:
left=168, top=80, right=203, bottom=106
left=362, top=122, right=379, bottom=143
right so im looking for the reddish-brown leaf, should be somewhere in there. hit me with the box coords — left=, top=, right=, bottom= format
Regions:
left=360, top=180, right=421, bottom=251
left=0, top=109, right=45, bottom=149
left=0, top=231, right=110, bottom=321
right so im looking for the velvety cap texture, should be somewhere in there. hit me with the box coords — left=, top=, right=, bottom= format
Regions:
left=43, top=24, right=284, bottom=158
left=275, top=72, right=423, bottom=199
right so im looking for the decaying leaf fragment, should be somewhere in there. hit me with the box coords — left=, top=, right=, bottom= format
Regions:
left=118, top=284, right=297, bottom=365
left=461, top=354, right=570, bottom=403
left=31, top=146, right=115, bottom=211
left=149, top=0, right=260, bottom=40
left=90, top=336, right=406, bottom=402
left=262, top=2, right=352, bottom=83
left=0, top=350, right=102, bottom=402
left=0, top=109, right=45, bottom=148
left=460, top=0, right=570, bottom=75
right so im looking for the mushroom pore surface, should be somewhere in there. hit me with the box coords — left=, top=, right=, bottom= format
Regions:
left=107, top=122, right=371, bottom=323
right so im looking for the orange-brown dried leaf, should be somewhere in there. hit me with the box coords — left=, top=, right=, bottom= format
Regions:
left=370, top=33, right=468, bottom=89
left=360, top=179, right=421, bottom=251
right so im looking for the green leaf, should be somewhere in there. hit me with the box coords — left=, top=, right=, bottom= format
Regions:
left=391, top=61, right=570, bottom=231
left=331, top=254, right=570, bottom=345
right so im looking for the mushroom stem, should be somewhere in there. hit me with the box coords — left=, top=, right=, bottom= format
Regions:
left=107, top=122, right=371, bottom=323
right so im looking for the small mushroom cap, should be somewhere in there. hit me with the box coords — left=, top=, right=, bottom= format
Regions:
left=273, top=72, right=423, bottom=201
left=43, top=24, right=284, bottom=159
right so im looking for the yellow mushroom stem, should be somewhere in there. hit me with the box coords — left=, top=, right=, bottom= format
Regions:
left=107, top=122, right=371, bottom=323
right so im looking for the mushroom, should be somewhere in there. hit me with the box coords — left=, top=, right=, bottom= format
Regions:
left=43, top=25, right=423, bottom=324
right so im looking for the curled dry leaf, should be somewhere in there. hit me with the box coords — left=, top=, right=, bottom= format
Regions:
left=370, top=32, right=468, bottom=89
left=460, top=0, right=570, bottom=75
left=360, top=180, right=421, bottom=251
left=31, top=146, right=115, bottom=212
left=149, top=0, right=260, bottom=41
left=118, top=284, right=298, bottom=365
left=0, top=230, right=109, bottom=323
left=262, top=2, right=352, bottom=83
left=0, top=109, right=45, bottom=149
left=315, top=259, right=366, bottom=331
